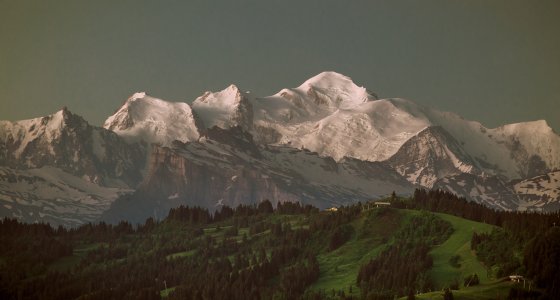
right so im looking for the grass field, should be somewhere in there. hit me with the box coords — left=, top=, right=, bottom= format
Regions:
left=428, top=213, right=495, bottom=289
left=160, top=287, right=176, bottom=298
left=166, top=249, right=197, bottom=260
left=406, top=280, right=517, bottom=300
left=308, top=208, right=403, bottom=296
left=307, top=208, right=498, bottom=297
left=46, top=208, right=504, bottom=298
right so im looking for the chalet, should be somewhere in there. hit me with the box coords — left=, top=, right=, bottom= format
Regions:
left=509, top=275, right=524, bottom=283
left=362, top=201, right=391, bottom=211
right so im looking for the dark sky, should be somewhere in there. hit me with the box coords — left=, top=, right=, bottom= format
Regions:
left=1, top=0, right=559, bottom=131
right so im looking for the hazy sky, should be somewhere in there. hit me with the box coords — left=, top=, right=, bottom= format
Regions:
left=1, top=0, right=559, bottom=131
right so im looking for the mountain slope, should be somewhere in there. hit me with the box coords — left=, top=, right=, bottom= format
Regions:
left=2, top=71, right=560, bottom=226
left=0, top=108, right=147, bottom=226
left=491, top=121, right=560, bottom=178
left=102, top=127, right=413, bottom=224
left=104, top=92, right=202, bottom=146
left=513, top=170, right=560, bottom=211
left=191, top=84, right=254, bottom=131
left=250, top=74, right=560, bottom=181
left=433, top=173, right=520, bottom=211
left=387, top=126, right=478, bottom=187
left=0, top=167, right=131, bottom=227
left=0, top=107, right=145, bottom=186
left=102, top=71, right=560, bottom=184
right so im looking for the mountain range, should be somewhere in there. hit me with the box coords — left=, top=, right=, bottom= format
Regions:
left=2, top=71, right=559, bottom=226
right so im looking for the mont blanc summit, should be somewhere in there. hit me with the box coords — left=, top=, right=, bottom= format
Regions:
left=2, top=72, right=559, bottom=226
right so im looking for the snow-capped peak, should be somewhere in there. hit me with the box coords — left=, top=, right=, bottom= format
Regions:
left=299, top=71, right=375, bottom=109
left=262, top=71, right=376, bottom=117
left=0, top=108, right=75, bottom=142
left=495, top=119, right=553, bottom=134
left=301, top=71, right=357, bottom=89
left=128, top=91, right=147, bottom=101
left=195, top=84, right=243, bottom=106
left=0, top=107, right=91, bottom=160
left=103, top=93, right=201, bottom=145
left=98, top=72, right=559, bottom=183
left=490, top=119, right=560, bottom=176
left=192, top=84, right=253, bottom=129
left=48, top=108, right=67, bottom=128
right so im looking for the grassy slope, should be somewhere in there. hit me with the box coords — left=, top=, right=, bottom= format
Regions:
left=409, top=280, right=516, bottom=300
left=45, top=208, right=501, bottom=298
left=308, top=209, right=497, bottom=297
left=160, top=287, right=176, bottom=298
left=428, top=212, right=495, bottom=289
left=166, top=249, right=196, bottom=260
left=308, top=208, right=403, bottom=296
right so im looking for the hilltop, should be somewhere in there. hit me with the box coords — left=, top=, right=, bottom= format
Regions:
left=1, top=191, right=558, bottom=299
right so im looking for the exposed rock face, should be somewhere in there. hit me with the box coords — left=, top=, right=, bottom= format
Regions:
left=387, top=126, right=478, bottom=188
left=202, top=126, right=262, bottom=158
left=102, top=129, right=413, bottom=224
left=100, top=72, right=560, bottom=214
left=431, top=170, right=560, bottom=212
left=490, top=120, right=560, bottom=178
left=102, top=143, right=301, bottom=224
left=0, top=167, right=131, bottom=227
left=148, top=144, right=297, bottom=208
left=3, top=71, right=560, bottom=226
left=231, top=91, right=254, bottom=132
left=192, top=85, right=254, bottom=132
left=433, top=173, right=519, bottom=211
left=513, top=170, right=560, bottom=212
left=0, top=108, right=146, bottom=227
left=0, top=108, right=146, bottom=186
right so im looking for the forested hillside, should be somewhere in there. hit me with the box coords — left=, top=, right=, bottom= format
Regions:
left=1, top=191, right=559, bottom=299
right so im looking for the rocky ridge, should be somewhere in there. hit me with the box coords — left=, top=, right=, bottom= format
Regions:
left=2, top=71, right=559, bottom=225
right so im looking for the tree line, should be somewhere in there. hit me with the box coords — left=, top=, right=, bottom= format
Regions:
left=394, top=189, right=560, bottom=298
left=357, top=211, right=453, bottom=298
